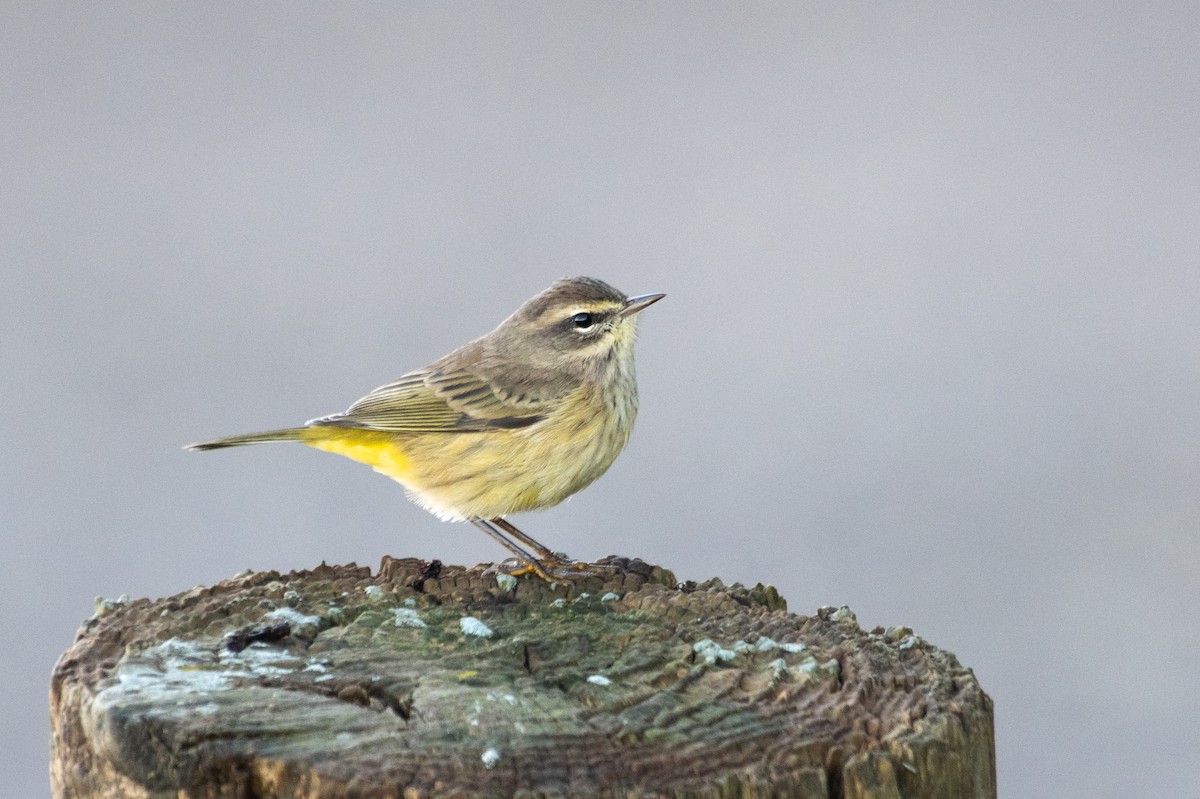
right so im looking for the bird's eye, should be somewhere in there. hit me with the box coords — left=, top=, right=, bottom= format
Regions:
left=571, top=312, right=594, bottom=329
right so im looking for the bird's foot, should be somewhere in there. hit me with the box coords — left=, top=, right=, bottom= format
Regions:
left=496, top=557, right=559, bottom=583
left=498, top=555, right=621, bottom=583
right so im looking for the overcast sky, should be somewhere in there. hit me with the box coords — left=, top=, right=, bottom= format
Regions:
left=3, top=4, right=1198, bottom=796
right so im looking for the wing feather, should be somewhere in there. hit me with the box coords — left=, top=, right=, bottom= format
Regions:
left=308, top=368, right=556, bottom=433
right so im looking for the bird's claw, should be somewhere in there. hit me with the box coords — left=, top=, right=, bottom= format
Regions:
left=498, top=555, right=620, bottom=583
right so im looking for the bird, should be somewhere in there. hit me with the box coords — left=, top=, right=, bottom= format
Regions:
left=186, top=276, right=664, bottom=580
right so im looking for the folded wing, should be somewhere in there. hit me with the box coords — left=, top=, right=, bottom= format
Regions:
left=309, top=368, right=558, bottom=433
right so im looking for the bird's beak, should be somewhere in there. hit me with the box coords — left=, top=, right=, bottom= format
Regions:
left=620, top=293, right=666, bottom=318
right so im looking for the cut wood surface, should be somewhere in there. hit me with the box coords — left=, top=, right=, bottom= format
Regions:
left=51, top=557, right=995, bottom=798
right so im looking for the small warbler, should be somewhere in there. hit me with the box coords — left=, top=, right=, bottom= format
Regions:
left=186, top=277, right=663, bottom=580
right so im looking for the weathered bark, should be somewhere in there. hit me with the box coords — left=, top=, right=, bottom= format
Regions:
left=51, top=557, right=994, bottom=798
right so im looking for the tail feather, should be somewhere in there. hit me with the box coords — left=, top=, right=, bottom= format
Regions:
left=184, top=428, right=308, bottom=451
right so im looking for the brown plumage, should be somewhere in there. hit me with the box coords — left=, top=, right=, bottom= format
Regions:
left=186, top=277, right=664, bottom=580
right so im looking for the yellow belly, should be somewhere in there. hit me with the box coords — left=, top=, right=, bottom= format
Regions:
left=298, top=384, right=636, bottom=522
left=302, top=428, right=414, bottom=481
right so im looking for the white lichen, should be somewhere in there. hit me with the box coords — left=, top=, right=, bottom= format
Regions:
left=393, top=608, right=428, bottom=629
left=587, top=674, right=612, bottom=686
left=481, top=747, right=501, bottom=769
left=93, top=594, right=131, bottom=618
left=221, top=642, right=300, bottom=676
left=363, top=585, right=386, bottom=601
left=460, top=616, right=494, bottom=638
left=94, top=638, right=303, bottom=713
left=600, top=592, right=620, bottom=602
left=797, top=656, right=840, bottom=682
left=753, top=636, right=806, bottom=654
left=494, top=573, right=518, bottom=593
left=264, top=607, right=322, bottom=635
left=692, top=639, right=737, bottom=664
left=486, top=691, right=518, bottom=705
left=830, top=605, right=857, bottom=625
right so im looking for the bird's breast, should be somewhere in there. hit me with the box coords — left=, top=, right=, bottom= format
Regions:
left=299, top=379, right=638, bottom=522
left=406, top=381, right=637, bottom=519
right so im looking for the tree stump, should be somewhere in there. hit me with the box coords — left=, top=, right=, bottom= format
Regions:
left=51, top=558, right=995, bottom=798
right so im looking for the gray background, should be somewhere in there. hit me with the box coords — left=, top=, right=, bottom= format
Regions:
left=3, top=3, right=1197, bottom=796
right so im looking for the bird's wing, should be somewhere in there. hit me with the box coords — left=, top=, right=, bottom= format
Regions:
left=308, top=368, right=561, bottom=433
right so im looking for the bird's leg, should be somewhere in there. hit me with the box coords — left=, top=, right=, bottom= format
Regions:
left=489, top=517, right=558, bottom=560
left=469, top=517, right=558, bottom=582
left=490, top=517, right=617, bottom=575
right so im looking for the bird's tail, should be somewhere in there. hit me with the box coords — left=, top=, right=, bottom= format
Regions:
left=184, top=428, right=309, bottom=451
